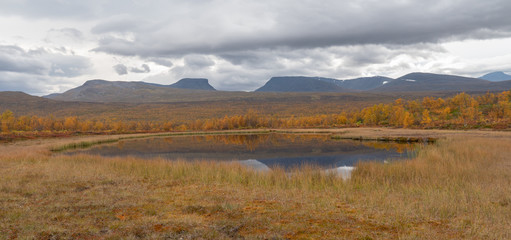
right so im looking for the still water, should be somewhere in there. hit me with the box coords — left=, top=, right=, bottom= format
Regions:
left=69, top=133, right=417, bottom=171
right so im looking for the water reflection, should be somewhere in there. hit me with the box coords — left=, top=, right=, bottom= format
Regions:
left=69, top=133, right=418, bottom=171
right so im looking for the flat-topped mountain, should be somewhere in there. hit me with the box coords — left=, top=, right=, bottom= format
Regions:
left=479, top=71, right=511, bottom=82
left=170, top=78, right=216, bottom=90
left=46, top=78, right=217, bottom=102
left=255, top=76, right=349, bottom=92
left=372, top=72, right=511, bottom=92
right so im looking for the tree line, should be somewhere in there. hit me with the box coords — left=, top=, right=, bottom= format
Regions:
left=1, top=91, right=510, bottom=134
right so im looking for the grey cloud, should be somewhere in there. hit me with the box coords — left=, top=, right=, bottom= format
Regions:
left=219, top=51, right=286, bottom=70
left=0, top=45, right=48, bottom=74
left=0, top=72, right=76, bottom=96
left=184, top=55, right=215, bottom=69
left=0, top=45, right=91, bottom=77
left=148, top=58, right=173, bottom=67
left=130, top=64, right=150, bottom=73
left=91, top=15, right=145, bottom=34
left=0, top=1, right=96, bottom=19
left=0, top=0, right=142, bottom=20
left=44, top=28, right=84, bottom=44
left=4, top=1, right=511, bottom=56
left=48, top=55, right=92, bottom=77
left=113, top=64, right=128, bottom=75
left=87, top=0, right=511, bottom=57
left=0, top=72, right=43, bottom=94
left=48, top=28, right=83, bottom=39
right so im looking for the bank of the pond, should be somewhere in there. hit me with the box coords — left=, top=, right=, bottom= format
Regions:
left=50, top=130, right=273, bottom=152
left=47, top=127, right=511, bottom=153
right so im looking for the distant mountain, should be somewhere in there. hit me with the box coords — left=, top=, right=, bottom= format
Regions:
left=479, top=71, right=511, bottom=82
left=372, top=72, right=511, bottom=92
left=170, top=78, right=216, bottom=90
left=45, top=79, right=224, bottom=103
left=255, top=76, right=349, bottom=92
left=0, top=91, right=67, bottom=116
left=45, top=78, right=217, bottom=102
left=0, top=91, right=51, bottom=104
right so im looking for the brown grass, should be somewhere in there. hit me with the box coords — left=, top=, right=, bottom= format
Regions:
left=0, top=129, right=510, bottom=239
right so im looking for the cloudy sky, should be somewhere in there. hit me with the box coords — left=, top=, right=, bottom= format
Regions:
left=1, top=0, right=511, bottom=95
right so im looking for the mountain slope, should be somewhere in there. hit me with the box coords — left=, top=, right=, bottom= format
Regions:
left=316, top=76, right=394, bottom=91
left=372, top=72, right=511, bottom=92
left=0, top=91, right=76, bottom=116
left=255, top=76, right=349, bottom=92
left=479, top=71, right=511, bottom=82
left=170, top=78, right=216, bottom=90
left=337, top=76, right=394, bottom=90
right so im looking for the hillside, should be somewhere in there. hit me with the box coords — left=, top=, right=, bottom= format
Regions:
left=255, top=76, right=350, bottom=92
left=170, top=78, right=216, bottom=90
left=0, top=91, right=51, bottom=104
left=479, top=71, right=511, bottom=82
left=0, top=91, right=65, bottom=116
left=372, top=72, right=511, bottom=92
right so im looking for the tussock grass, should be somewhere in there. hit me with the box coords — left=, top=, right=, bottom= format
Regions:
left=1, top=132, right=511, bottom=239
left=50, top=139, right=119, bottom=152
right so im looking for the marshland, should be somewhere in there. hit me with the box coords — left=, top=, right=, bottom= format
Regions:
left=1, top=128, right=510, bottom=239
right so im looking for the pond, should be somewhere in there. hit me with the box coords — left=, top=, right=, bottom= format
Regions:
left=68, top=133, right=418, bottom=174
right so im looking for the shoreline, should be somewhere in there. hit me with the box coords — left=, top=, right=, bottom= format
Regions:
left=3, top=127, right=511, bottom=153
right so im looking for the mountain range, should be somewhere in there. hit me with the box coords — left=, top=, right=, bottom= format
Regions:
left=26, top=71, right=511, bottom=103
left=254, top=72, right=511, bottom=93
left=372, top=72, right=511, bottom=92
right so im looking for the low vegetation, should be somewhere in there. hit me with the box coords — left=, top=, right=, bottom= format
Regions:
left=1, top=130, right=510, bottom=239
left=1, top=91, right=510, bottom=142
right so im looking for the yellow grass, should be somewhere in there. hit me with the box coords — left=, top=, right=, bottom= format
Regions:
left=0, top=129, right=510, bottom=239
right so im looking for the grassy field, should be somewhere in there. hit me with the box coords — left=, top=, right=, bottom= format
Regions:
left=1, top=129, right=510, bottom=239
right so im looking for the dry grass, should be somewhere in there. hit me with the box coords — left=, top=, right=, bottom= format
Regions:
left=0, top=130, right=510, bottom=239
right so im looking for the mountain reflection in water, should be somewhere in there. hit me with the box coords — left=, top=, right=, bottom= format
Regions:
left=69, top=133, right=417, bottom=170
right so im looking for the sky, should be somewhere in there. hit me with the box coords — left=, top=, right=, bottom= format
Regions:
left=1, top=0, right=511, bottom=95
